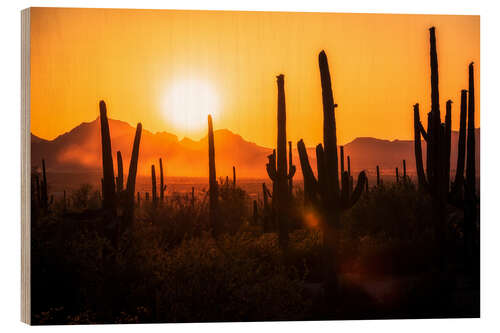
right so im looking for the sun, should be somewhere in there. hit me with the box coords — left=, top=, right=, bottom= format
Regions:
left=163, top=78, right=219, bottom=136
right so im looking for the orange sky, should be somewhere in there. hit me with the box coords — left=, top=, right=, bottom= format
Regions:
left=30, top=8, right=479, bottom=147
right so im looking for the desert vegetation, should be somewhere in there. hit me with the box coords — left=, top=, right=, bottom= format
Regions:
left=30, top=27, right=479, bottom=324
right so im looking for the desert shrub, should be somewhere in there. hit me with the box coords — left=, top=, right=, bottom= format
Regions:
left=217, top=182, right=249, bottom=234
left=147, top=233, right=310, bottom=322
left=70, top=184, right=100, bottom=210
left=344, top=181, right=433, bottom=240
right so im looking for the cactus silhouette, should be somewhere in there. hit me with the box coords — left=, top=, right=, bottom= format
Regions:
left=266, top=74, right=296, bottom=251
left=288, top=141, right=295, bottom=196
left=465, top=62, right=476, bottom=199
left=376, top=165, right=380, bottom=186
left=159, top=158, right=166, bottom=201
left=297, top=139, right=318, bottom=206
left=116, top=151, right=124, bottom=193
left=208, top=114, right=219, bottom=236
left=451, top=90, right=468, bottom=199
left=412, top=28, right=478, bottom=269
left=151, top=165, right=157, bottom=204
left=99, top=101, right=142, bottom=226
left=445, top=100, right=452, bottom=189
left=232, top=166, right=236, bottom=188
left=125, top=123, right=142, bottom=199
left=296, top=50, right=367, bottom=298
left=464, top=62, right=477, bottom=270
left=413, top=104, right=426, bottom=188
left=99, top=101, right=116, bottom=213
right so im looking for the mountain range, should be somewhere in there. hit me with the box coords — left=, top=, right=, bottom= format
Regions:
left=31, top=117, right=480, bottom=179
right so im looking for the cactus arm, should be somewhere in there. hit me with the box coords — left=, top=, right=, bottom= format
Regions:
left=413, top=103, right=427, bottom=188
left=418, top=121, right=428, bottom=142
left=126, top=123, right=142, bottom=198
left=116, top=151, right=124, bottom=193
left=266, top=154, right=278, bottom=181
left=346, top=171, right=367, bottom=209
left=297, top=140, right=318, bottom=184
left=297, top=139, right=319, bottom=204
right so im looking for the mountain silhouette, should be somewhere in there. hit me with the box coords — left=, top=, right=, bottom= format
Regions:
left=31, top=117, right=480, bottom=179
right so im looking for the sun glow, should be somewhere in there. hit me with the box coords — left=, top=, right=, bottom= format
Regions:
left=163, top=78, right=219, bottom=137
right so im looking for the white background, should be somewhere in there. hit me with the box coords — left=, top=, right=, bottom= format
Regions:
left=1, top=0, right=499, bottom=331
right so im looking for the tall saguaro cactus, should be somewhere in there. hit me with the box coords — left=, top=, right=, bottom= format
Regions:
left=451, top=90, right=468, bottom=198
left=99, top=101, right=116, bottom=213
left=159, top=158, right=166, bottom=201
left=232, top=166, right=236, bottom=187
left=266, top=74, right=296, bottom=250
left=151, top=165, right=157, bottom=204
left=297, top=51, right=367, bottom=298
left=208, top=115, right=219, bottom=236
left=412, top=28, right=477, bottom=269
left=464, top=62, right=477, bottom=268
left=465, top=62, right=476, bottom=199
left=98, top=100, right=142, bottom=228
left=116, top=151, right=124, bottom=193
left=126, top=123, right=142, bottom=200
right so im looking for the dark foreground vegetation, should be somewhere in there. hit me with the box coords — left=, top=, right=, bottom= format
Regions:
left=30, top=27, right=479, bottom=324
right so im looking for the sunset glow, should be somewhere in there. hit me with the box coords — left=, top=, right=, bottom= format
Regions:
left=30, top=8, right=479, bottom=147
left=163, top=78, right=219, bottom=137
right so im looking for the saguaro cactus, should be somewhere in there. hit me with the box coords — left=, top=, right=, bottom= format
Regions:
left=123, top=122, right=142, bottom=225
left=125, top=123, right=142, bottom=199
left=116, top=151, right=124, bottom=193
left=376, top=165, right=380, bottom=186
left=151, top=165, right=157, bottom=204
left=266, top=74, right=296, bottom=250
left=297, top=51, right=367, bottom=298
left=297, top=139, right=319, bottom=206
left=412, top=28, right=477, bottom=269
left=159, top=158, right=166, bottom=201
left=465, top=62, right=476, bottom=199
left=99, top=101, right=116, bottom=213
left=445, top=101, right=452, bottom=189
left=232, top=166, right=236, bottom=187
left=451, top=90, right=468, bottom=199
left=464, top=62, right=477, bottom=268
left=208, top=115, right=219, bottom=236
